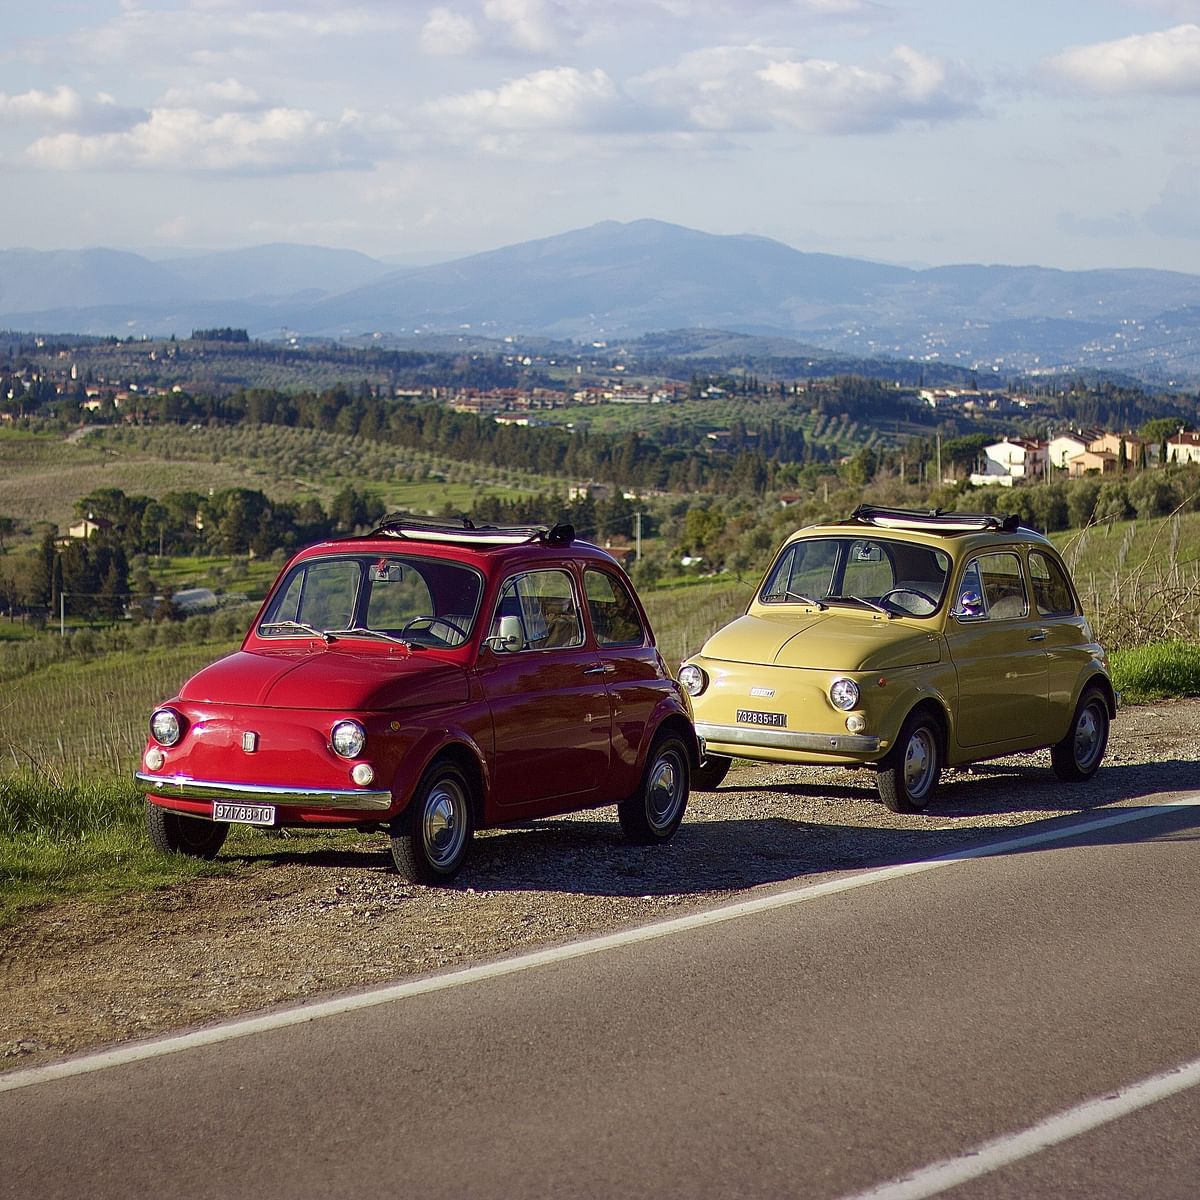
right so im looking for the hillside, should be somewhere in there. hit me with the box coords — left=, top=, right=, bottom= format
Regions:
left=6, top=221, right=1200, bottom=382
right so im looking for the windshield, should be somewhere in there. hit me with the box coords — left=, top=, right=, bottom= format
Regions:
left=258, top=554, right=484, bottom=647
left=760, top=536, right=951, bottom=618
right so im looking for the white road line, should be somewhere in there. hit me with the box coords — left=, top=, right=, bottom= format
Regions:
left=842, top=1055, right=1200, bottom=1200
left=2, top=797, right=1197, bottom=1095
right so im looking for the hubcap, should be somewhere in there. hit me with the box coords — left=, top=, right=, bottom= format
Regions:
left=1074, top=704, right=1102, bottom=770
left=646, top=752, right=683, bottom=830
left=903, top=728, right=936, bottom=799
left=422, top=780, right=467, bottom=868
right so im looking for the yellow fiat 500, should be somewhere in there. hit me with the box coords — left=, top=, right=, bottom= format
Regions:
left=680, top=505, right=1116, bottom=812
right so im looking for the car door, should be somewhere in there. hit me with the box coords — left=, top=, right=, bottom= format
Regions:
left=1028, top=547, right=1095, bottom=721
left=477, top=567, right=613, bottom=810
left=945, top=549, right=1048, bottom=748
left=582, top=566, right=664, bottom=798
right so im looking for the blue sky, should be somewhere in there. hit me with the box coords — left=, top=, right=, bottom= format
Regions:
left=3, top=0, right=1200, bottom=272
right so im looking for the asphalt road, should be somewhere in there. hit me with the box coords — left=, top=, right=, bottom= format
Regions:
left=4, top=796, right=1200, bottom=1200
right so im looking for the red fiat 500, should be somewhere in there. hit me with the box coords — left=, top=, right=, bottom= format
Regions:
left=136, top=516, right=698, bottom=883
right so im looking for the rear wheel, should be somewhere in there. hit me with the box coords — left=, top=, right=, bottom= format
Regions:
left=145, top=801, right=228, bottom=859
left=1051, top=690, right=1109, bottom=781
left=391, top=761, right=474, bottom=883
left=691, top=753, right=732, bottom=791
left=877, top=712, right=941, bottom=813
left=618, top=734, right=689, bottom=844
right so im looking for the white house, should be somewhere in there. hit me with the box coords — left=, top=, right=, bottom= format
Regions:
left=970, top=437, right=1046, bottom=487
left=1166, top=431, right=1200, bottom=465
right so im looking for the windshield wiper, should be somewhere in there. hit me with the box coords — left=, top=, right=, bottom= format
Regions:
left=327, top=626, right=412, bottom=646
left=259, top=619, right=332, bottom=642
left=826, top=594, right=891, bottom=617
left=782, top=590, right=827, bottom=609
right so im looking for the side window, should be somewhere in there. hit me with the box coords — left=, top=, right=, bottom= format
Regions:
left=490, top=570, right=582, bottom=650
left=1029, top=551, right=1076, bottom=616
left=957, top=552, right=1027, bottom=621
left=585, top=568, right=645, bottom=647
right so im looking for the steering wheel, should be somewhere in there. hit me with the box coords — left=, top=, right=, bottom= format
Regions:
left=401, top=615, right=469, bottom=643
left=879, top=587, right=936, bottom=614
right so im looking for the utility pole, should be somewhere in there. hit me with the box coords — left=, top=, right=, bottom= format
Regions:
left=634, top=512, right=642, bottom=561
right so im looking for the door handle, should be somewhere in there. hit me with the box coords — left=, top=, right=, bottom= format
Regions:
left=1027, top=630, right=1047, bottom=642
left=583, top=664, right=614, bottom=675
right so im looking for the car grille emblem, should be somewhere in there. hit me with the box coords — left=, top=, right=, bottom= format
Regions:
left=242, top=731, right=259, bottom=753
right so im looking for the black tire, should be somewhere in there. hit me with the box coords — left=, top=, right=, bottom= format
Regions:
left=145, top=801, right=228, bottom=859
left=618, top=734, right=689, bottom=844
left=877, top=711, right=941, bottom=813
left=391, top=761, right=474, bottom=883
left=691, top=753, right=732, bottom=791
left=1051, top=689, right=1109, bottom=781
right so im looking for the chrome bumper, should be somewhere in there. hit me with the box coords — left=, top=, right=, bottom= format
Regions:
left=694, top=722, right=881, bottom=755
left=135, top=772, right=393, bottom=812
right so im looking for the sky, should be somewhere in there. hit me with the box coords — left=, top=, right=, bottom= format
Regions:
left=3, top=0, right=1200, bottom=273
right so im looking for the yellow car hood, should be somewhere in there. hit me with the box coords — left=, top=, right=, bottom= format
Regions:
left=700, top=611, right=942, bottom=672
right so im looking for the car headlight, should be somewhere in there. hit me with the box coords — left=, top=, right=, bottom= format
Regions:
left=331, top=719, right=367, bottom=759
left=678, top=663, right=707, bottom=697
left=829, top=678, right=860, bottom=711
left=150, top=707, right=183, bottom=747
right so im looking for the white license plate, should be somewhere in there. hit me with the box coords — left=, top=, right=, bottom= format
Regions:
left=213, top=802, right=276, bottom=825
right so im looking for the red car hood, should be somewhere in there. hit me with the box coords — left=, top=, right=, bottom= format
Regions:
left=178, top=646, right=470, bottom=711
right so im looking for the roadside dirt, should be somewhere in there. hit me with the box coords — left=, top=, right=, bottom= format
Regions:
left=3, top=699, right=1198, bottom=1073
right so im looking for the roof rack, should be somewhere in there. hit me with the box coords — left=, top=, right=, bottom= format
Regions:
left=849, top=505, right=1022, bottom=534
left=368, top=513, right=576, bottom=547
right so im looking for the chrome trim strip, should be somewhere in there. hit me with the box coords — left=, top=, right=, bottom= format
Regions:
left=694, top=722, right=881, bottom=754
left=135, top=772, right=392, bottom=811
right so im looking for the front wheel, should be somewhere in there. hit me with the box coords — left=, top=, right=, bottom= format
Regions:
left=618, top=734, right=689, bottom=844
left=145, top=801, right=229, bottom=859
left=877, top=713, right=941, bottom=813
left=1051, top=690, right=1109, bottom=781
left=391, top=761, right=474, bottom=883
left=691, top=753, right=732, bottom=791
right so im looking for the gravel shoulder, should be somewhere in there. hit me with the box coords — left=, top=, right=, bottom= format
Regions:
left=3, top=699, right=1199, bottom=1073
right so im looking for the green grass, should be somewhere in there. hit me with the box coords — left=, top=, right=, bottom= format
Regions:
left=1110, top=641, right=1200, bottom=705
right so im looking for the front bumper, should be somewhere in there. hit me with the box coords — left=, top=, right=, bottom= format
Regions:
left=136, top=772, right=393, bottom=812
left=694, top=722, right=881, bottom=756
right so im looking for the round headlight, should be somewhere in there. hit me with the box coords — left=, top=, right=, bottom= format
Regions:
left=150, top=707, right=182, bottom=747
left=678, top=663, right=707, bottom=697
left=331, top=719, right=367, bottom=759
left=829, top=678, right=860, bottom=711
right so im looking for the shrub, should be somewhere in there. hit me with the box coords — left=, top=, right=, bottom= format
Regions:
left=1110, top=641, right=1200, bottom=705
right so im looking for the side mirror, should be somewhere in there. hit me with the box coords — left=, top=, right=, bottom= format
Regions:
left=954, top=590, right=984, bottom=620
left=487, top=615, right=524, bottom=652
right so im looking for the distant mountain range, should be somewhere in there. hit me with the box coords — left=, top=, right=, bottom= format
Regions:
left=5, top=220, right=1200, bottom=383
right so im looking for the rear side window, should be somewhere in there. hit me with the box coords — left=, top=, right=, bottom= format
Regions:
left=584, top=568, right=645, bottom=646
left=1029, top=551, right=1076, bottom=616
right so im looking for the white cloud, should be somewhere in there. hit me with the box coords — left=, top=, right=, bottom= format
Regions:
left=157, top=79, right=265, bottom=114
left=1044, top=23, right=1200, bottom=95
left=423, top=66, right=622, bottom=130
left=482, top=0, right=572, bottom=54
left=420, top=7, right=481, bottom=56
left=635, top=43, right=977, bottom=135
left=25, top=106, right=374, bottom=174
left=0, top=86, right=144, bottom=133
